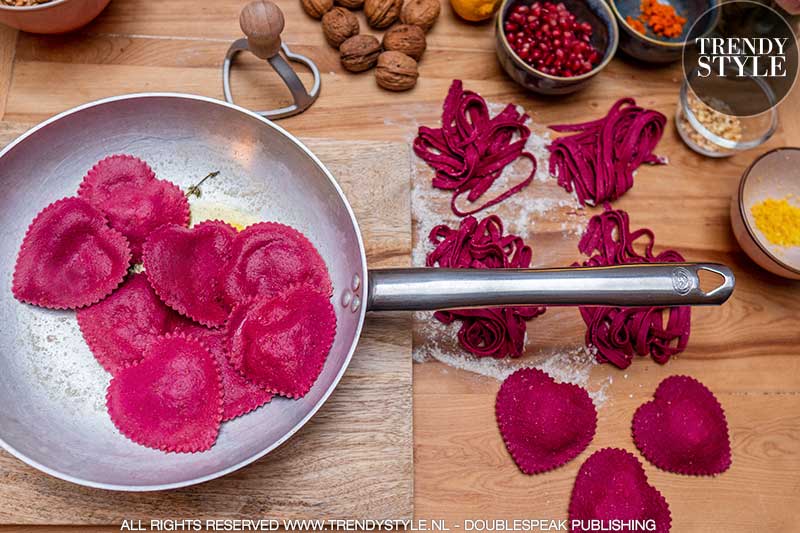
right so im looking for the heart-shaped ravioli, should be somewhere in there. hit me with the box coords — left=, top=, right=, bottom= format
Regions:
left=496, top=368, right=597, bottom=474
left=633, top=375, right=731, bottom=476
left=222, top=222, right=332, bottom=306
left=175, top=322, right=273, bottom=422
left=227, top=284, right=336, bottom=399
left=12, top=197, right=132, bottom=310
left=78, top=272, right=185, bottom=374
left=569, top=448, right=672, bottom=533
left=79, top=155, right=190, bottom=260
left=143, top=220, right=238, bottom=327
left=106, top=334, right=223, bottom=453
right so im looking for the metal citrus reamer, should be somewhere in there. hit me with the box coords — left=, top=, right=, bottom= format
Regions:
left=223, top=0, right=321, bottom=119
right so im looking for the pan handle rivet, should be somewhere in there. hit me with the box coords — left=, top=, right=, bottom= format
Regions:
left=351, top=274, right=361, bottom=291
left=341, top=290, right=352, bottom=307
left=351, top=295, right=361, bottom=312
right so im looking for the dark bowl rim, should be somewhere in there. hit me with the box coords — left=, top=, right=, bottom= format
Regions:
left=0, top=0, right=68, bottom=11
left=738, top=146, right=800, bottom=276
left=609, top=0, right=721, bottom=49
left=495, top=0, right=619, bottom=82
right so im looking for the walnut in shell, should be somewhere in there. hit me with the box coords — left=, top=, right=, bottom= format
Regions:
left=301, top=0, right=333, bottom=19
left=375, top=51, right=419, bottom=91
left=382, top=24, right=426, bottom=61
left=400, top=0, right=441, bottom=32
left=335, top=0, right=365, bottom=8
left=364, top=0, right=402, bottom=28
left=340, top=34, right=382, bottom=72
left=322, top=7, right=360, bottom=48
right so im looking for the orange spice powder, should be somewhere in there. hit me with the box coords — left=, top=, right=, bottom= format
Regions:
left=639, top=0, right=686, bottom=38
left=626, top=15, right=647, bottom=35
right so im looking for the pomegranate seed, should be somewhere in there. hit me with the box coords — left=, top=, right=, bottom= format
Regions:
left=504, top=0, right=603, bottom=78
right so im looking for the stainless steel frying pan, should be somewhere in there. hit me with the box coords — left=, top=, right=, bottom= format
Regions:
left=0, top=94, right=735, bottom=491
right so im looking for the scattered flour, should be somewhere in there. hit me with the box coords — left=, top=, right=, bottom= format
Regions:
left=413, top=313, right=609, bottom=406
left=411, top=98, right=612, bottom=408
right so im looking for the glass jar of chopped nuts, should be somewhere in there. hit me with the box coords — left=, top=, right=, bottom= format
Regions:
left=676, top=76, right=778, bottom=158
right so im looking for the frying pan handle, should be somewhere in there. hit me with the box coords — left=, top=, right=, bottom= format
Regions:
left=366, top=263, right=735, bottom=312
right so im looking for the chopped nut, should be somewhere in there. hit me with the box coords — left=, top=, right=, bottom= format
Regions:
left=678, top=92, right=743, bottom=154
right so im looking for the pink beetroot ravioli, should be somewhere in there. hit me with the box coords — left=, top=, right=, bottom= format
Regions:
left=79, top=155, right=189, bottom=260
left=78, top=273, right=185, bottom=374
left=12, top=197, right=131, bottom=310
left=106, top=334, right=223, bottom=453
left=142, top=220, right=238, bottom=327
left=633, top=376, right=731, bottom=476
left=226, top=284, right=336, bottom=399
left=496, top=368, right=597, bottom=475
left=175, top=322, right=273, bottom=421
left=569, top=448, right=671, bottom=533
left=222, top=222, right=332, bottom=305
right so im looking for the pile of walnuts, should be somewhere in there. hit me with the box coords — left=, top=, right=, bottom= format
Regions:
left=301, top=0, right=440, bottom=91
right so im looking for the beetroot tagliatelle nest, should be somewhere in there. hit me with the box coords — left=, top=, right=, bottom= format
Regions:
left=548, top=98, right=667, bottom=207
left=575, top=205, right=690, bottom=369
left=414, top=80, right=537, bottom=216
left=426, top=215, right=546, bottom=358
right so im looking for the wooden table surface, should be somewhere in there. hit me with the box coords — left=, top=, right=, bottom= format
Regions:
left=0, top=0, right=799, bottom=531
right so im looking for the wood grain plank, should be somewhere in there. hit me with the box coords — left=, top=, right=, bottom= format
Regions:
left=0, top=25, right=17, bottom=119
left=414, top=369, right=800, bottom=531
left=1, top=0, right=799, bottom=529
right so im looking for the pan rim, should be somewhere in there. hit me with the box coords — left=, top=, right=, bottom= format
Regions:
left=0, top=92, right=370, bottom=492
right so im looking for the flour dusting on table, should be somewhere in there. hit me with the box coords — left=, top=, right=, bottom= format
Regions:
left=411, top=99, right=611, bottom=407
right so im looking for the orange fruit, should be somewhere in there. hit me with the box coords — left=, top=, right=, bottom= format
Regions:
left=450, top=0, right=501, bottom=21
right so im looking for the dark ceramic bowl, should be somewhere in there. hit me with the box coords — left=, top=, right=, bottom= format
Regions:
left=610, top=0, right=718, bottom=63
left=495, top=0, right=619, bottom=95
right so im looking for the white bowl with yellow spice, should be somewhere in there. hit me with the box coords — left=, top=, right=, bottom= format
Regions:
left=731, top=147, right=800, bottom=280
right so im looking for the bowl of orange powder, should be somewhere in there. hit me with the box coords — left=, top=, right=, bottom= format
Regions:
left=609, top=0, right=716, bottom=62
left=731, top=147, right=800, bottom=280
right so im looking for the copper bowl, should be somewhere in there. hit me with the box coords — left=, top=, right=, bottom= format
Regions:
left=731, top=147, right=800, bottom=280
left=0, top=0, right=110, bottom=34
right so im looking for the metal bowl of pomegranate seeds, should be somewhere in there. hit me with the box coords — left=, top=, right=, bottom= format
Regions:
left=495, top=0, right=618, bottom=94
